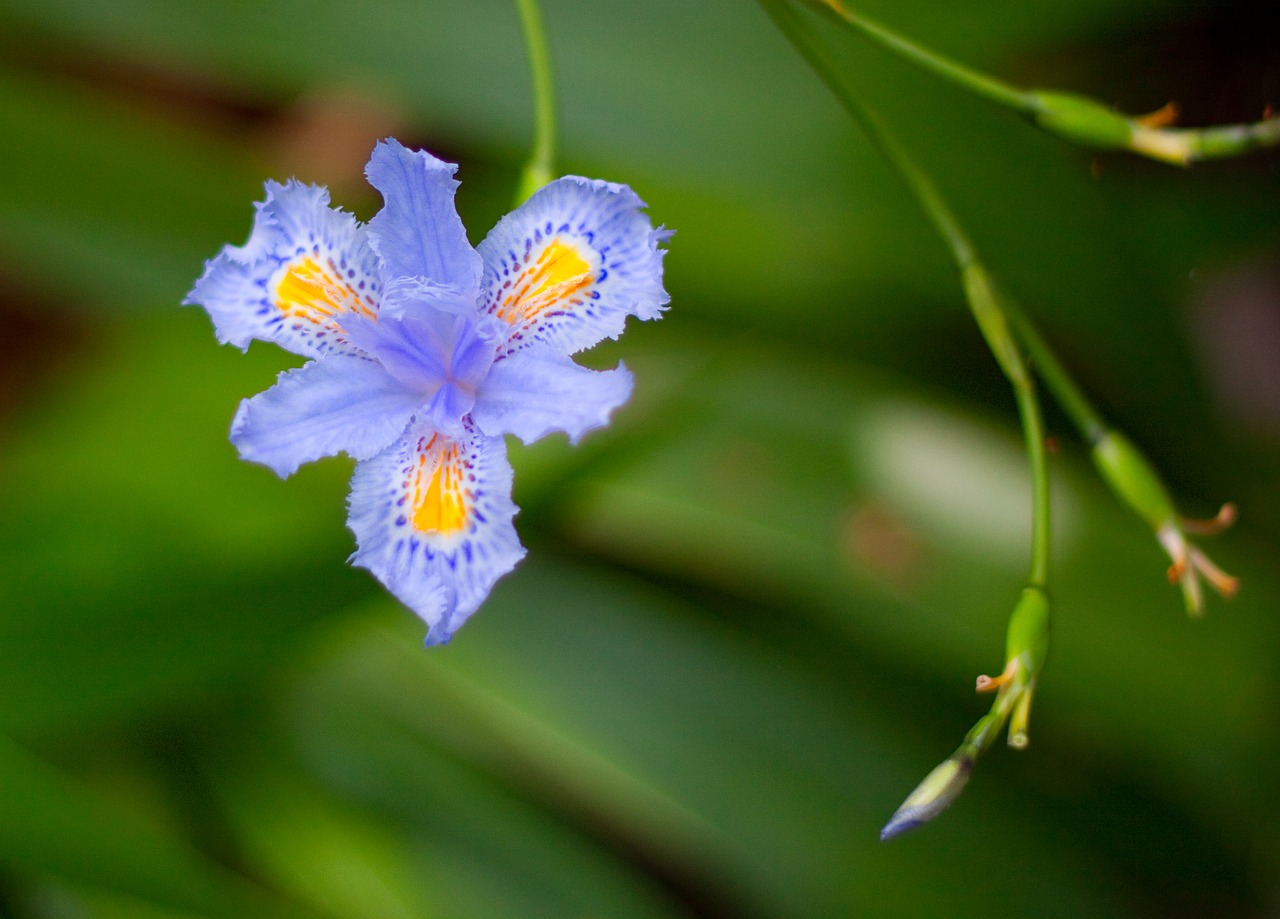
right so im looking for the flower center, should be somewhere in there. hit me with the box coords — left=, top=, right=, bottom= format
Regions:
left=352, top=304, right=501, bottom=437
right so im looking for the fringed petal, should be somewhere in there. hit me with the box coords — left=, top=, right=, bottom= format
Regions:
left=365, top=139, right=484, bottom=294
left=185, top=180, right=382, bottom=358
left=347, top=419, right=525, bottom=644
left=477, top=176, right=669, bottom=357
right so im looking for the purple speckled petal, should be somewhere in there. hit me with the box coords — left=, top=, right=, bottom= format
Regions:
left=346, top=418, right=524, bottom=645
left=477, top=176, right=669, bottom=357
left=185, top=180, right=382, bottom=358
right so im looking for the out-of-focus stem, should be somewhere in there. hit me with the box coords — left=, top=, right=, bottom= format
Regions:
left=803, top=0, right=1280, bottom=166
left=513, top=0, right=557, bottom=204
left=760, top=0, right=1051, bottom=586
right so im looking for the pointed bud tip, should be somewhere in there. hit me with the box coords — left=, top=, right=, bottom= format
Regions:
left=879, top=756, right=973, bottom=842
left=879, top=814, right=922, bottom=841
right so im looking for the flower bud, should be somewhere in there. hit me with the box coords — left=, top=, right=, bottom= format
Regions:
left=880, top=753, right=972, bottom=841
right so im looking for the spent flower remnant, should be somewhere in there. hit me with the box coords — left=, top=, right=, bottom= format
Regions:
left=1091, top=432, right=1237, bottom=614
left=187, top=139, right=669, bottom=643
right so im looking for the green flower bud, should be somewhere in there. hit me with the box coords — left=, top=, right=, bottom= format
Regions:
left=881, top=753, right=972, bottom=841
left=883, top=588, right=1050, bottom=839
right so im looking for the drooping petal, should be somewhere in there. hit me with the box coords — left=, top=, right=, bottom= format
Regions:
left=477, top=176, right=669, bottom=357
left=231, top=356, right=421, bottom=478
left=471, top=345, right=633, bottom=445
left=347, top=420, right=525, bottom=645
left=365, top=139, right=484, bottom=294
left=185, top=180, right=383, bottom=358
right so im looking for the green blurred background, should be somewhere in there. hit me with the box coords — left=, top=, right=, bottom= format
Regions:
left=1, top=0, right=1278, bottom=916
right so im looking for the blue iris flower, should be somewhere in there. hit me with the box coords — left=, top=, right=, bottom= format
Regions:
left=186, top=139, right=669, bottom=644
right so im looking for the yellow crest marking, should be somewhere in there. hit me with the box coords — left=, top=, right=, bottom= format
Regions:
left=273, top=255, right=375, bottom=324
left=411, top=438, right=471, bottom=535
left=497, top=238, right=593, bottom=324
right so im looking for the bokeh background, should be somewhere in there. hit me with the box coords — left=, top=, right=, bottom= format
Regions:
left=2, top=0, right=1279, bottom=916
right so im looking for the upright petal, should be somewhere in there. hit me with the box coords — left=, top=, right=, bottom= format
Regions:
left=185, top=180, right=383, bottom=358
left=347, top=420, right=525, bottom=645
left=477, top=176, right=669, bottom=357
left=471, top=345, right=633, bottom=445
left=231, top=355, right=421, bottom=478
left=365, top=139, right=484, bottom=292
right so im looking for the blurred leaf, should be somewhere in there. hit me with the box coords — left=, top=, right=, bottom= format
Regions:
left=0, top=313, right=369, bottom=736
left=0, top=66, right=260, bottom=314
left=286, top=566, right=1141, bottom=919
left=0, top=735, right=282, bottom=918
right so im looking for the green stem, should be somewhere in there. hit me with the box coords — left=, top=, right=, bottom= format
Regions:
left=1181, top=116, right=1280, bottom=160
left=801, top=0, right=1280, bottom=165
left=758, top=2, right=973, bottom=265
left=1015, top=373, right=1051, bottom=588
left=513, top=0, right=557, bottom=205
left=1002, top=301, right=1108, bottom=446
left=805, top=0, right=1034, bottom=114
left=760, top=0, right=1051, bottom=586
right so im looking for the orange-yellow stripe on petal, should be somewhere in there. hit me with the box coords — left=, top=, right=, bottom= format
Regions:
left=495, top=238, right=594, bottom=325
left=273, top=254, right=376, bottom=325
left=410, top=438, right=471, bottom=535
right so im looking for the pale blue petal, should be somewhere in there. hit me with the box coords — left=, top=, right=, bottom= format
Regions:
left=477, top=176, right=669, bottom=357
left=471, top=345, right=634, bottom=445
left=344, top=281, right=498, bottom=395
left=185, top=180, right=382, bottom=358
left=231, top=355, right=420, bottom=478
left=365, top=139, right=483, bottom=291
left=374, top=275, right=475, bottom=322
left=347, top=420, right=525, bottom=645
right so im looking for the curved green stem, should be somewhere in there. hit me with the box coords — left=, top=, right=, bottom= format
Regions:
left=1002, top=301, right=1108, bottom=446
left=805, top=0, right=1034, bottom=114
left=760, top=0, right=1065, bottom=838
left=513, top=0, right=558, bottom=205
left=1015, top=370, right=1051, bottom=588
left=801, top=0, right=1280, bottom=165
left=770, top=0, right=1238, bottom=623
left=760, top=0, right=1050, bottom=586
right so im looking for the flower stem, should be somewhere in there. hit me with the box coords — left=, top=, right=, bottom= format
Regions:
left=1001, top=300, right=1108, bottom=446
left=768, top=0, right=1240, bottom=622
left=804, top=0, right=1035, bottom=115
left=802, top=0, right=1280, bottom=165
left=1016, top=357, right=1051, bottom=588
left=761, top=0, right=1067, bottom=836
left=760, top=0, right=1051, bottom=587
left=513, top=0, right=558, bottom=204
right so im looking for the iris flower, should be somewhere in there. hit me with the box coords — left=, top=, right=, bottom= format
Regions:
left=187, top=139, right=669, bottom=643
